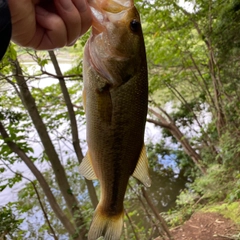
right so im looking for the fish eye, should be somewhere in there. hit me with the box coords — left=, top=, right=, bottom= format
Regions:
left=130, top=19, right=141, bottom=33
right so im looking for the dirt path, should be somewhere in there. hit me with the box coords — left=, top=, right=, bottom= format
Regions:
left=169, top=212, right=240, bottom=240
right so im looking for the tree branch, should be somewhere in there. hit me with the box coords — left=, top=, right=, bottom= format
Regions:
left=129, top=184, right=166, bottom=239
left=124, top=209, right=140, bottom=240
left=141, top=187, right=173, bottom=240
left=48, top=51, right=98, bottom=209
left=148, top=107, right=206, bottom=174
left=10, top=58, right=87, bottom=239
left=0, top=121, right=75, bottom=237
left=0, top=160, right=58, bottom=240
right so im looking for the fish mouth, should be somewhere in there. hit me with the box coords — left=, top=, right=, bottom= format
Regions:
left=86, top=0, right=134, bottom=85
left=88, top=0, right=133, bottom=34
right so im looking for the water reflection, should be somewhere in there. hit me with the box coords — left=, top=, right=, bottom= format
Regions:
left=148, top=166, right=188, bottom=212
left=124, top=155, right=189, bottom=239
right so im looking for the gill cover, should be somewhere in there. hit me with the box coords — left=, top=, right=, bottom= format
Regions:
left=87, top=0, right=144, bottom=87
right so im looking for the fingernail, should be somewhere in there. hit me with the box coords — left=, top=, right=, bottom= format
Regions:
left=35, top=6, right=48, bottom=16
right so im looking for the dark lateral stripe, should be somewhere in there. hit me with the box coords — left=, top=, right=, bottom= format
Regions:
left=0, top=0, right=11, bottom=61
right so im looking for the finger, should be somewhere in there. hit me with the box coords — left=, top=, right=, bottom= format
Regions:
left=30, top=6, right=67, bottom=49
left=8, top=0, right=36, bottom=46
left=53, top=0, right=83, bottom=45
left=72, top=0, right=92, bottom=37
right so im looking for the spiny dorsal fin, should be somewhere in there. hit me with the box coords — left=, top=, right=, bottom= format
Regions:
left=132, top=145, right=151, bottom=187
left=79, top=151, right=97, bottom=180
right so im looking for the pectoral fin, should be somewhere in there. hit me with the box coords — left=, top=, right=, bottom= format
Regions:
left=132, top=145, right=151, bottom=187
left=79, top=151, right=97, bottom=180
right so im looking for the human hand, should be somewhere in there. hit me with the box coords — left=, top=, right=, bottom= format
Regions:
left=8, top=0, right=92, bottom=50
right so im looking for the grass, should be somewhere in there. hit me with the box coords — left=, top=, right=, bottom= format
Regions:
left=202, top=201, right=240, bottom=224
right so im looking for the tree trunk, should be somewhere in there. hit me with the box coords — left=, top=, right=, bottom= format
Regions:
left=148, top=108, right=206, bottom=174
left=48, top=51, right=99, bottom=209
left=141, top=187, right=173, bottom=240
left=0, top=121, right=76, bottom=238
left=11, top=59, right=87, bottom=239
left=172, top=1, right=226, bottom=136
left=124, top=209, right=140, bottom=240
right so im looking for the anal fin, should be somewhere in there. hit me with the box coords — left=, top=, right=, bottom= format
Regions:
left=132, top=145, right=151, bottom=187
left=79, top=151, right=97, bottom=180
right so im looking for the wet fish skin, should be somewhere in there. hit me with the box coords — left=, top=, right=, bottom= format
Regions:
left=79, top=0, right=150, bottom=239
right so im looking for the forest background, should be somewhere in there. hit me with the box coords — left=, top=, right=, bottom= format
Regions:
left=1, top=0, right=240, bottom=239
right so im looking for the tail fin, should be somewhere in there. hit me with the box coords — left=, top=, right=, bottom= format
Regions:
left=88, top=206, right=124, bottom=240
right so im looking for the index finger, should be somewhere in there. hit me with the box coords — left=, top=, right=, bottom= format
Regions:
left=72, top=0, right=92, bottom=36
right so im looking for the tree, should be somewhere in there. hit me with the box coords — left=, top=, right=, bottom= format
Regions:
left=0, top=45, right=91, bottom=239
left=2, top=0, right=240, bottom=238
left=140, top=0, right=240, bottom=202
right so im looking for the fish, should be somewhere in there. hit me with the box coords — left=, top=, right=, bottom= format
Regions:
left=79, top=0, right=151, bottom=239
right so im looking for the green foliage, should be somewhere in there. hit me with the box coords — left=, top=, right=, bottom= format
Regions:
left=203, top=202, right=240, bottom=224
left=10, top=158, right=93, bottom=239
left=219, top=130, right=240, bottom=167
left=164, top=189, right=198, bottom=227
left=147, top=138, right=198, bottom=181
left=213, top=0, right=240, bottom=58
left=0, top=206, right=24, bottom=238
left=1, top=0, right=240, bottom=238
left=189, top=164, right=240, bottom=204
left=192, top=164, right=230, bottom=201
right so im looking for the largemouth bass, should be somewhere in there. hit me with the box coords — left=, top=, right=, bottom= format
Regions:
left=79, top=0, right=151, bottom=239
